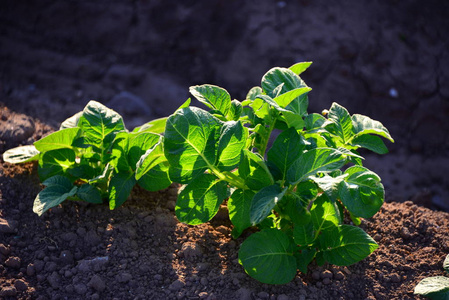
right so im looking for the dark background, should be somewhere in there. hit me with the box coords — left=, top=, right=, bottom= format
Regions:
left=1, top=0, right=449, bottom=209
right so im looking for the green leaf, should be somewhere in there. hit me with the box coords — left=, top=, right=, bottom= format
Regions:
left=42, top=175, right=73, bottom=188
left=351, top=114, right=394, bottom=142
left=228, top=189, right=255, bottom=238
left=138, top=163, right=171, bottom=192
left=33, top=181, right=78, bottom=216
left=250, top=184, right=286, bottom=226
left=76, top=184, right=103, bottom=204
left=246, top=86, right=263, bottom=100
left=293, top=222, right=315, bottom=246
left=217, top=121, right=246, bottom=171
left=60, top=111, right=83, bottom=129
left=132, top=117, right=167, bottom=134
left=318, top=224, right=378, bottom=266
left=175, top=174, right=228, bottom=225
left=165, top=107, right=222, bottom=183
left=310, top=193, right=341, bottom=232
left=339, top=165, right=384, bottom=219
left=77, top=100, right=126, bottom=150
left=305, top=113, right=326, bottom=132
left=3, top=145, right=40, bottom=163
left=351, top=134, right=388, bottom=154
left=414, top=277, right=449, bottom=299
left=289, top=61, right=312, bottom=75
left=239, top=150, right=274, bottom=190
left=267, top=127, right=305, bottom=182
left=228, top=99, right=243, bottom=121
left=327, top=103, right=354, bottom=144
left=295, top=248, right=316, bottom=274
left=135, top=137, right=166, bottom=180
left=190, top=84, right=231, bottom=117
left=277, top=194, right=311, bottom=226
left=287, top=148, right=346, bottom=186
left=34, top=128, right=81, bottom=152
left=108, top=172, right=136, bottom=209
left=110, top=132, right=130, bottom=172
left=38, top=149, right=76, bottom=181
left=261, top=67, right=308, bottom=98
left=128, top=132, right=161, bottom=167
left=238, top=228, right=297, bottom=284
left=312, top=173, right=348, bottom=201
left=273, top=87, right=311, bottom=108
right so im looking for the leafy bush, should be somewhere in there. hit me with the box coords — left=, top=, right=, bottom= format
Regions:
left=3, top=101, right=171, bottom=215
left=163, top=62, right=394, bottom=284
left=414, top=253, right=449, bottom=299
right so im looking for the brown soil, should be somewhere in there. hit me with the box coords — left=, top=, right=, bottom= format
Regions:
left=1, top=103, right=449, bottom=300
left=1, top=1, right=449, bottom=299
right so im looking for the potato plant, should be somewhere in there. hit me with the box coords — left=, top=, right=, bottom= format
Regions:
left=162, top=62, right=394, bottom=284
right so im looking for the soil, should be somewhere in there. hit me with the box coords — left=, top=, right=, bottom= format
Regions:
left=1, top=1, right=449, bottom=299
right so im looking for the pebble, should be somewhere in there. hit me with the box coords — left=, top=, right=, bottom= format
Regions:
left=5, top=256, right=21, bottom=269
left=47, top=271, right=61, bottom=289
left=257, top=291, right=269, bottom=299
left=116, top=272, right=132, bottom=283
left=321, top=270, right=333, bottom=279
left=0, top=244, right=10, bottom=255
left=311, top=270, right=320, bottom=280
left=277, top=295, right=289, bottom=300
left=200, top=277, right=208, bottom=285
left=27, top=264, right=36, bottom=276
left=179, top=242, right=203, bottom=261
left=60, top=232, right=78, bottom=242
left=334, top=271, right=345, bottom=280
left=88, top=275, right=106, bottom=292
left=236, top=288, right=252, bottom=300
left=400, top=227, right=411, bottom=239
left=390, top=273, right=401, bottom=283
left=14, top=279, right=28, bottom=291
left=169, top=279, right=185, bottom=291
left=0, top=286, right=17, bottom=297
left=323, top=278, right=331, bottom=285
left=74, top=283, right=87, bottom=295
left=59, top=250, right=74, bottom=266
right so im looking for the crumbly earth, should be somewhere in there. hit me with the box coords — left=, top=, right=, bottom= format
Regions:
left=1, top=108, right=449, bottom=300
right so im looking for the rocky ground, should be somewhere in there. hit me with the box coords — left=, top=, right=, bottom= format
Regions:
left=1, top=0, right=449, bottom=299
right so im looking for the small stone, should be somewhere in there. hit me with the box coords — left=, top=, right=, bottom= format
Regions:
left=400, top=227, right=411, bottom=239
left=169, top=279, right=185, bottom=291
left=179, top=242, right=203, bottom=261
left=14, top=279, right=28, bottom=291
left=277, top=294, right=289, bottom=300
left=47, top=271, right=61, bottom=289
left=0, top=244, right=10, bottom=255
left=323, top=278, right=331, bottom=285
left=320, top=270, right=333, bottom=279
left=116, top=272, right=132, bottom=283
left=60, top=232, right=78, bottom=242
left=196, top=262, right=210, bottom=272
left=0, top=218, right=15, bottom=233
left=88, top=275, right=106, bottom=292
left=59, top=250, right=74, bottom=265
left=199, top=291, right=208, bottom=299
left=27, top=264, right=36, bottom=276
left=334, top=271, right=345, bottom=280
left=236, top=288, right=252, bottom=300
left=154, top=274, right=163, bottom=281
left=144, top=215, right=154, bottom=223
left=311, top=270, right=320, bottom=280
left=5, top=256, right=21, bottom=269
left=84, top=230, right=101, bottom=246
left=257, top=291, right=269, bottom=299
left=74, top=283, right=88, bottom=295
left=0, top=286, right=17, bottom=297
left=200, top=277, right=208, bottom=285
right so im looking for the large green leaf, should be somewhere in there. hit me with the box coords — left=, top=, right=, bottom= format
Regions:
left=351, top=114, right=394, bottom=142
left=238, top=229, right=297, bottom=284
left=293, top=222, right=315, bottom=246
left=310, top=193, right=341, bottom=232
left=190, top=84, right=231, bottom=117
left=261, top=67, right=307, bottom=98
left=228, top=100, right=243, bottom=121
left=414, top=277, right=449, bottom=300
left=38, top=149, right=76, bottom=180
left=318, top=224, right=378, bottom=266
left=238, top=150, right=273, bottom=191
left=128, top=132, right=161, bottom=167
left=132, top=117, right=167, bottom=134
left=165, top=107, right=222, bottom=183
left=138, top=164, right=171, bottom=192
left=287, top=148, right=346, bottom=186
left=135, top=137, right=167, bottom=180
left=339, top=166, right=384, bottom=219
left=267, top=127, right=305, bottom=182
left=175, top=173, right=228, bottom=225
left=326, top=103, right=354, bottom=144
left=216, top=121, right=246, bottom=171
left=273, top=87, right=311, bottom=108
left=34, top=127, right=81, bottom=152
left=295, top=248, right=316, bottom=274
left=110, top=132, right=130, bottom=172
left=228, top=189, right=255, bottom=238
left=108, top=172, right=136, bottom=209
left=351, top=134, right=388, bottom=154
left=60, top=111, right=83, bottom=130
left=77, top=100, right=126, bottom=150
left=3, top=145, right=40, bottom=163
left=33, top=176, right=78, bottom=216
left=250, top=184, right=286, bottom=225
